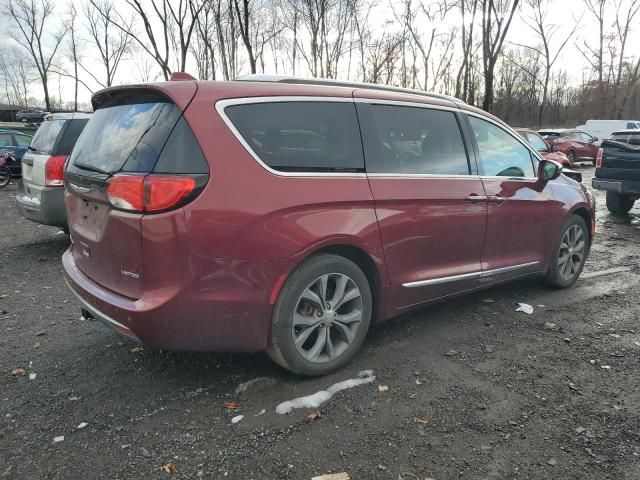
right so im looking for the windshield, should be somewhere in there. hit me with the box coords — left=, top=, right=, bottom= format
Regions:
left=29, top=120, right=67, bottom=154
left=69, top=102, right=180, bottom=174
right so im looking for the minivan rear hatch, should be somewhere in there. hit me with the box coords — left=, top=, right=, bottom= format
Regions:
left=64, top=84, right=208, bottom=298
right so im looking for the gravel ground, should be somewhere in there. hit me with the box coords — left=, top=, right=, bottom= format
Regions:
left=1, top=167, right=639, bottom=480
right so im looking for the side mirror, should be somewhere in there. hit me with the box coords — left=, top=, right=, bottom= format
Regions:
left=538, top=159, right=563, bottom=182
left=592, top=136, right=599, bottom=142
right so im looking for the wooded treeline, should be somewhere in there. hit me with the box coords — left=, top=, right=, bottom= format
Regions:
left=1, top=0, right=639, bottom=128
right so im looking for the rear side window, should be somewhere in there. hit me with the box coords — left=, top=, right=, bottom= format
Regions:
left=626, top=122, right=638, bottom=129
left=366, top=104, right=469, bottom=175
left=56, top=119, right=89, bottom=155
left=29, top=120, right=67, bottom=154
left=469, top=116, right=535, bottom=177
left=0, top=133, right=13, bottom=147
left=224, top=101, right=364, bottom=172
left=526, top=133, right=548, bottom=152
left=13, top=134, right=31, bottom=147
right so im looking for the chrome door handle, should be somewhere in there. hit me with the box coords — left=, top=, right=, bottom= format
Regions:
left=490, top=195, right=508, bottom=205
left=465, top=194, right=488, bottom=203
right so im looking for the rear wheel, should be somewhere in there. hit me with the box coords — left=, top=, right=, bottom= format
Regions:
left=546, top=215, right=588, bottom=288
left=566, top=150, right=577, bottom=164
left=268, top=254, right=372, bottom=376
left=0, top=166, right=11, bottom=187
left=606, top=191, right=634, bottom=214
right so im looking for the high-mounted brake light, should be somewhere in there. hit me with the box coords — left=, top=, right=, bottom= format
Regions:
left=45, top=155, right=68, bottom=186
left=106, top=174, right=196, bottom=213
left=595, top=148, right=603, bottom=168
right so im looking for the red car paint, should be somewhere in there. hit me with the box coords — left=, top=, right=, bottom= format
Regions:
left=539, top=129, right=600, bottom=163
left=515, top=128, right=571, bottom=166
left=62, top=80, right=595, bottom=352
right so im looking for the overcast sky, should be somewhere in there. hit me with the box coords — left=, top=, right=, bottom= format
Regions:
left=0, top=0, right=635, bottom=107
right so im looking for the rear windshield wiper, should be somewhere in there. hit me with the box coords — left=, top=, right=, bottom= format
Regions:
left=72, top=162, right=111, bottom=175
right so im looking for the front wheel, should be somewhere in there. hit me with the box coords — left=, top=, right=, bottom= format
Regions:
left=0, top=166, right=11, bottom=187
left=566, top=150, right=577, bottom=164
left=268, top=254, right=372, bottom=376
left=546, top=215, right=588, bottom=288
left=606, top=191, right=634, bottom=214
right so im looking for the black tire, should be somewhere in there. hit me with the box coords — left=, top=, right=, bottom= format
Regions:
left=606, top=191, right=634, bottom=214
left=268, top=253, right=372, bottom=376
left=546, top=215, right=589, bottom=288
left=20, top=117, right=27, bottom=123
left=566, top=150, right=577, bottom=164
left=0, top=166, right=11, bottom=188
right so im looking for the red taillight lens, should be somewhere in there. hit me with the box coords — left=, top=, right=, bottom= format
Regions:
left=106, top=175, right=144, bottom=211
left=45, top=155, right=68, bottom=186
left=146, top=176, right=196, bottom=211
left=106, top=174, right=196, bottom=213
left=596, top=148, right=603, bottom=168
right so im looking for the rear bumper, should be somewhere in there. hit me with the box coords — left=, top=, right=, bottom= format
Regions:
left=592, top=178, right=640, bottom=196
left=15, top=180, right=68, bottom=228
left=62, top=248, right=280, bottom=352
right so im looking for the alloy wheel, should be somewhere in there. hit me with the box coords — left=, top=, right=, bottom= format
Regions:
left=292, top=273, right=363, bottom=364
left=558, top=224, right=586, bottom=280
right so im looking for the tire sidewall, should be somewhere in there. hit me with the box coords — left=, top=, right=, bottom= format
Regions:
left=270, top=254, right=372, bottom=376
left=546, top=215, right=589, bottom=288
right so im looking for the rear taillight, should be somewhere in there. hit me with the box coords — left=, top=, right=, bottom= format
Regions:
left=106, top=174, right=197, bottom=213
left=595, top=148, right=603, bottom=168
left=45, top=155, right=68, bottom=186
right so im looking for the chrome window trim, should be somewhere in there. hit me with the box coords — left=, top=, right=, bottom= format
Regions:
left=215, top=96, right=366, bottom=178
left=216, top=95, right=544, bottom=180
left=402, top=260, right=541, bottom=288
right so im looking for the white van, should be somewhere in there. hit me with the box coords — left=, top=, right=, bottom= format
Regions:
left=576, top=119, right=640, bottom=140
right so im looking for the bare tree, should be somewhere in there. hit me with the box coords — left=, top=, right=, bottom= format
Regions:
left=455, top=0, right=479, bottom=102
left=85, top=0, right=132, bottom=88
left=516, top=0, right=580, bottom=125
left=3, top=0, right=66, bottom=111
left=0, top=44, right=35, bottom=107
left=90, top=0, right=205, bottom=80
left=480, top=0, right=520, bottom=112
left=612, top=0, right=640, bottom=117
left=579, top=0, right=607, bottom=116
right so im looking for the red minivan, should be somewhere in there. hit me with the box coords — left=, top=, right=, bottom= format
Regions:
left=63, top=75, right=595, bottom=375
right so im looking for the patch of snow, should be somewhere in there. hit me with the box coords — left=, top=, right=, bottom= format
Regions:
left=516, top=303, right=534, bottom=315
left=254, top=409, right=266, bottom=416
left=77, top=422, right=88, bottom=429
left=53, top=436, right=64, bottom=443
left=28, top=373, right=36, bottom=381
left=276, top=370, right=375, bottom=414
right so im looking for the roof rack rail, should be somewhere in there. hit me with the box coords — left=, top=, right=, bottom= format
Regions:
left=235, top=74, right=466, bottom=105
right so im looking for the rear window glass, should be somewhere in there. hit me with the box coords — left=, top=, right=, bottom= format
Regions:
left=225, top=101, right=364, bottom=172
left=69, top=102, right=180, bottom=174
left=30, top=120, right=67, bottom=154
left=57, top=119, right=89, bottom=155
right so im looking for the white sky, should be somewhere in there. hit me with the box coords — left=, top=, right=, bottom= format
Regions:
left=0, top=0, right=636, bottom=107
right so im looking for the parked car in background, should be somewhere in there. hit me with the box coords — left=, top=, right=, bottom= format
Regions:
left=0, top=128, right=33, bottom=177
left=15, top=112, right=91, bottom=232
left=15, top=109, right=49, bottom=124
left=515, top=128, right=571, bottom=166
left=539, top=129, right=600, bottom=164
left=593, top=137, right=640, bottom=214
left=576, top=119, right=640, bottom=140
left=62, top=75, right=594, bottom=376
left=608, top=129, right=640, bottom=146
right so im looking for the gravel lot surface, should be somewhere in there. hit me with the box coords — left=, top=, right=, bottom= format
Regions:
left=1, top=166, right=639, bottom=479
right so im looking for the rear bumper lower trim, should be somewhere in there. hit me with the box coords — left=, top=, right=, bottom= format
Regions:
left=592, top=178, right=640, bottom=195
left=65, top=278, right=139, bottom=340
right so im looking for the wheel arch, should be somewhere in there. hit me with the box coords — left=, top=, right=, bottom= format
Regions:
left=569, top=206, right=593, bottom=244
